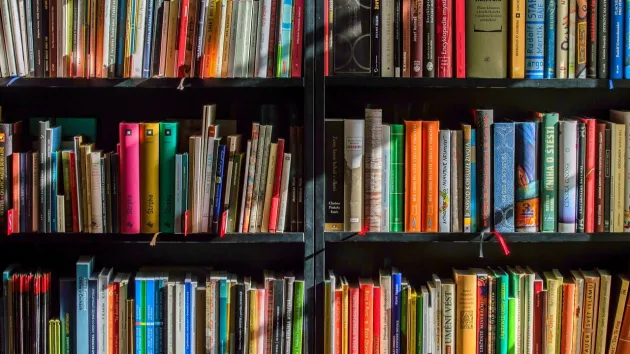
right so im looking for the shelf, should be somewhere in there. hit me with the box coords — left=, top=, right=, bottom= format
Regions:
left=325, top=232, right=630, bottom=243
left=0, top=77, right=304, bottom=89
left=326, top=77, right=630, bottom=89
left=2, top=232, right=305, bottom=244
left=484, top=232, right=630, bottom=242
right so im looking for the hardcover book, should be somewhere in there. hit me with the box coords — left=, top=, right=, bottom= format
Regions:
left=493, top=122, right=515, bottom=232
left=435, top=0, right=452, bottom=77
left=515, top=122, right=539, bottom=232
left=438, top=130, right=451, bottom=232
left=344, top=120, right=364, bottom=232
left=556, top=0, right=569, bottom=77
left=525, top=0, right=545, bottom=78
left=540, top=113, right=559, bottom=232
left=405, top=121, right=422, bottom=232
left=609, top=109, right=630, bottom=231
left=333, top=0, right=371, bottom=75
left=544, top=0, right=556, bottom=77
left=422, top=121, right=439, bottom=232
left=576, top=0, right=587, bottom=77
left=510, top=0, right=525, bottom=77
left=140, top=123, right=160, bottom=233
left=451, top=131, right=463, bottom=232
left=325, top=120, right=344, bottom=231
left=382, top=125, right=391, bottom=232
left=390, top=124, right=405, bottom=232
left=474, top=110, right=493, bottom=232
left=159, top=122, right=178, bottom=233
left=558, top=121, right=578, bottom=232
left=365, top=108, right=383, bottom=231
left=119, top=123, right=140, bottom=234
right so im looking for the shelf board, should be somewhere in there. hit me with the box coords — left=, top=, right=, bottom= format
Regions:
left=484, top=232, right=630, bottom=242
left=2, top=232, right=304, bottom=244
left=325, top=232, right=630, bottom=243
left=0, top=77, right=304, bottom=89
left=326, top=77, right=630, bottom=89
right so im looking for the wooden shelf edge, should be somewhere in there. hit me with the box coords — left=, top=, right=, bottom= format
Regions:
left=0, top=77, right=304, bottom=89
left=1, top=232, right=305, bottom=244
left=325, top=232, right=630, bottom=243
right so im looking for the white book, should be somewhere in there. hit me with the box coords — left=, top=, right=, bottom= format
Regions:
left=90, top=152, right=104, bottom=233
left=380, top=0, right=394, bottom=77
left=57, top=195, right=65, bottom=231
left=558, top=121, right=578, bottom=232
left=233, top=0, right=247, bottom=76
left=381, top=125, right=391, bottom=232
left=97, top=268, right=113, bottom=354
left=215, top=0, right=228, bottom=76
left=202, top=136, right=217, bottom=232
left=238, top=0, right=253, bottom=77
left=166, top=280, right=174, bottom=354
left=238, top=140, right=252, bottom=232
left=249, top=125, right=267, bottom=232
left=556, top=0, right=568, bottom=78
left=0, top=0, right=17, bottom=75
left=247, top=0, right=259, bottom=77
left=441, top=280, right=455, bottom=354
left=609, top=110, right=630, bottom=231
left=379, top=270, right=392, bottom=354
left=276, top=153, right=292, bottom=232
left=0, top=19, right=8, bottom=76
left=344, top=119, right=365, bottom=231
left=8, top=0, right=26, bottom=75
left=522, top=268, right=535, bottom=354
left=568, top=0, right=576, bottom=78
left=439, top=130, right=451, bottom=232
left=364, top=108, right=383, bottom=231
left=102, top=0, right=113, bottom=76
left=432, top=275, right=442, bottom=354
left=175, top=282, right=186, bottom=354
left=420, top=286, right=429, bottom=354
left=255, top=0, right=271, bottom=76
left=22, top=0, right=33, bottom=74
left=427, top=282, right=437, bottom=354
left=132, top=0, right=148, bottom=77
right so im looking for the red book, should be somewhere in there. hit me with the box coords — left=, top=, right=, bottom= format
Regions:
left=12, top=153, right=19, bottom=233
left=359, top=279, right=374, bottom=354
left=334, top=289, right=342, bottom=354
left=349, top=285, right=360, bottom=354
left=291, top=0, right=304, bottom=77
left=560, top=280, right=575, bottom=354
left=410, top=0, right=423, bottom=77
left=454, top=0, right=465, bottom=77
left=111, top=281, right=120, bottom=353
left=119, top=123, right=140, bottom=234
left=581, top=118, right=596, bottom=232
left=176, top=0, right=191, bottom=77
left=269, top=139, right=285, bottom=232
left=324, top=0, right=329, bottom=76
left=436, top=0, right=453, bottom=77
left=533, top=275, right=544, bottom=354
left=372, top=285, right=381, bottom=354
left=267, top=0, right=280, bottom=77
left=69, top=152, right=79, bottom=232
left=595, top=123, right=606, bottom=232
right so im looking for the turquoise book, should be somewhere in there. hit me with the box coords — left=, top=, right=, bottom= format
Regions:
left=493, top=268, right=509, bottom=354
left=3, top=265, right=16, bottom=354
left=276, top=0, right=294, bottom=77
left=76, top=256, right=94, bottom=354
left=540, top=113, right=559, bottom=231
left=135, top=275, right=146, bottom=354
left=544, top=0, right=556, bottom=77
left=471, top=129, right=478, bottom=232
left=219, top=278, right=228, bottom=354
left=515, top=122, right=540, bottom=232
left=159, top=122, right=179, bottom=232
left=525, top=0, right=545, bottom=78
left=145, top=276, right=155, bottom=354
left=493, top=123, right=516, bottom=232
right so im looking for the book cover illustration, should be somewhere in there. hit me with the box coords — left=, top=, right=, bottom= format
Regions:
left=493, top=123, right=515, bottom=232
left=515, top=123, right=539, bottom=232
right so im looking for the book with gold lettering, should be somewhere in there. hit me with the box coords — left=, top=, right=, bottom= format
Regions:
left=140, top=123, right=160, bottom=233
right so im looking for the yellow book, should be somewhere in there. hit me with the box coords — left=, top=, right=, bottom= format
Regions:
left=165, top=0, right=180, bottom=77
left=454, top=269, right=477, bottom=354
left=140, top=123, right=160, bottom=233
left=608, top=275, right=629, bottom=354
left=342, top=277, right=349, bottom=354
left=543, top=270, right=562, bottom=354
left=409, top=289, right=417, bottom=354
left=249, top=289, right=258, bottom=354
left=82, top=143, right=94, bottom=232
left=204, top=0, right=221, bottom=77
left=614, top=124, right=625, bottom=232
left=261, top=143, right=278, bottom=232
left=124, top=0, right=134, bottom=77
left=595, top=269, right=611, bottom=354
left=510, top=0, right=525, bottom=78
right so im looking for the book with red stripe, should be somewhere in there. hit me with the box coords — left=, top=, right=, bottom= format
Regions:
left=269, top=139, right=285, bottom=232
left=291, top=0, right=304, bottom=77
left=580, top=117, right=596, bottom=232
left=119, top=123, right=140, bottom=233
left=359, top=279, right=374, bottom=354
left=177, top=0, right=191, bottom=77
left=532, top=272, right=544, bottom=354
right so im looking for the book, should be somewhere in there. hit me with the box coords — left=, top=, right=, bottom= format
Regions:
left=435, top=0, right=452, bottom=77
left=610, top=0, right=623, bottom=78
left=581, top=270, right=600, bottom=354
left=559, top=121, right=578, bottom=232
left=609, top=110, right=630, bottom=231
left=382, top=125, right=391, bottom=232
left=556, top=0, right=569, bottom=77
left=159, top=122, right=178, bottom=233
left=344, top=120, right=364, bottom=232
left=569, top=0, right=577, bottom=77
left=493, top=123, right=515, bottom=232
left=525, top=0, right=545, bottom=78
left=586, top=0, right=598, bottom=77
left=325, top=119, right=344, bottom=231
left=511, top=0, right=525, bottom=77
left=438, top=130, right=451, bottom=232
left=540, top=113, right=559, bottom=232
left=365, top=108, right=383, bottom=232
left=576, top=0, right=587, bottom=77
left=454, top=269, right=476, bottom=354
left=119, top=123, right=140, bottom=234
left=451, top=131, right=463, bottom=232
left=515, top=122, right=539, bottom=232
left=608, top=274, right=629, bottom=354
left=475, top=110, right=493, bottom=232
left=422, top=121, right=439, bottom=232
left=560, top=279, right=576, bottom=354
left=332, top=0, right=370, bottom=75
left=423, top=0, right=435, bottom=77
left=596, top=123, right=606, bottom=231
left=595, top=269, right=611, bottom=354
left=76, top=256, right=94, bottom=354
left=404, top=121, right=422, bottom=232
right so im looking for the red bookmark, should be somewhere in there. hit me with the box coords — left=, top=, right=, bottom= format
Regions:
left=184, top=211, right=189, bottom=236
left=492, top=231, right=510, bottom=256
left=358, top=224, right=368, bottom=236
left=220, top=211, right=228, bottom=237
left=7, top=209, right=13, bottom=235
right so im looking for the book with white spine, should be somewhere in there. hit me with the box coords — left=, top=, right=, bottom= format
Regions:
left=558, top=120, right=578, bottom=232
left=364, top=108, right=382, bottom=231
left=247, top=0, right=259, bottom=77
left=276, top=153, right=292, bottom=232
left=379, top=270, right=392, bottom=354
left=132, top=0, right=148, bottom=78
left=0, top=0, right=17, bottom=75
left=23, top=0, right=33, bottom=75
left=254, top=0, right=271, bottom=76
left=438, top=130, right=451, bottom=232
left=609, top=109, right=630, bottom=231
left=239, top=0, right=253, bottom=77
left=97, top=268, right=112, bottom=354
left=233, top=0, right=250, bottom=76
left=254, top=125, right=272, bottom=231
left=344, top=119, right=364, bottom=231
left=238, top=140, right=252, bottom=232
left=381, top=124, right=391, bottom=232
left=556, top=0, right=569, bottom=78
left=90, top=151, right=104, bottom=233
left=215, top=0, right=228, bottom=76
left=8, top=0, right=26, bottom=75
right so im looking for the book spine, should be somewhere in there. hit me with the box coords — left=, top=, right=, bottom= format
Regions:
left=595, top=274, right=610, bottom=354
left=587, top=0, right=598, bottom=77
left=390, top=124, right=404, bottom=232
left=611, top=0, right=623, bottom=78
left=454, top=0, right=464, bottom=77
left=110, top=153, right=119, bottom=233
left=456, top=273, right=477, bottom=354
left=525, top=0, right=545, bottom=78
left=556, top=0, right=568, bottom=77
left=90, top=153, right=104, bottom=233
left=421, top=121, right=439, bottom=231
left=290, top=0, right=303, bottom=77
left=404, top=121, right=422, bottom=232
left=359, top=284, right=373, bottom=354
left=511, top=0, right=525, bottom=77
left=560, top=282, right=575, bottom=354
left=559, top=121, right=577, bottom=232
left=435, top=0, right=451, bottom=77
left=515, top=122, right=540, bottom=232
left=276, top=154, right=292, bottom=232
left=608, top=279, right=628, bottom=354
left=438, top=130, right=451, bottom=232
left=577, top=0, right=587, bottom=77
left=577, top=123, right=586, bottom=232
left=475, top=110, right=493, bottom=232
left=392, top=273, right=402, bottom=354
left=382, top=0, right=394, bottom=76
left=544, top=0, right=556, bottom=77
left=477, top=276, right=488, bottom=354
left=50, top=152, right=56, bottom=232
left=365, top=108, right=383, bottom=231
left=142, top=0, right=154, bottom=77
left=276, top=0, right=292, bottom=77
left=373, top=286, right=381, bottom=354
left=119, top=123, right=140, bottom=234
left=471, top=129, right=478, bottom=231
left=597, top=0, right=608, bottom=77
left=410, top=0, right=422, bottom=77
left=212, top=146, right=227, bottom=234
left=145, top=279, right=155, bottom=354
left=266, top=0, right=279, bottom=77
left=569, top=0, right=576, bottom=77
left=613, top=125, right=625, bottom=232
left=423, top=0, right=435, bottom=77
left=604, top=128, right=612, bottom=231
left=49, top=0, right=57, bottom=77
left=451, top=131, right=463, bottom=232
left=344, top=120, right=364, bottom=232
left=381, top=125, right=391, bottom=232
left=462, top=126, right=472, bottom=231
left=159, top=122, right=178, bottom=232
left=541, top=114, right=559, bottom=232
left=394, top=0, right=401, bottom=76
left=493, top=123, right=515, bottom=232
left=139, top=123, right=159, bottom=233
left=582, top=278, right=600, bottom=354
left=89, top=277, right=98, bottom=354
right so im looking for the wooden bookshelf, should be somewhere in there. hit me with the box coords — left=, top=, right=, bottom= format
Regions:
left=0, top=77, right=304, bottom=89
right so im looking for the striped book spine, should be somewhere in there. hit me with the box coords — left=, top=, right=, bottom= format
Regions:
left=390, top=124, right=405, bottom=232
left=365, top=108, right=383, bottom=231
left=541, top=113, right=559, bottom=232
left=515, top=122, right=540, bottom=232
left=525, top=0, right=545, bottom=78
left=493, top=123, right=515, bottom=232
left=544, top=0, right=556, bottom=77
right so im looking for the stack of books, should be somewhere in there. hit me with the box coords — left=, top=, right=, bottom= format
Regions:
left=0, top=0, right=304, bottom=78
left=2, top=256, right=305, bottom=354
left=0, top=103, right=304, bottom=235
left=325, top=107, right=630, bottom=233
left=324, top=268, right=629, bottom=354
left=326, top=0, right=627, bottom=79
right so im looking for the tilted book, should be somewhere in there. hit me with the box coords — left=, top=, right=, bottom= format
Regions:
left=493, top=122, right=515, bottom=232
left=365, top=108, right=383, bottom=232
left=276, top=153, right=292, bottom=232
left=515, top=122, right=539, bottom=232
left=344, top=119, right=364, bottom=232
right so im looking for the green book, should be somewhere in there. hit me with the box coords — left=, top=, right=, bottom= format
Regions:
left=507, top=297, right=519, bottom=354
left=159, top=122, right=179, bottom=232
left=416, top=289, right=424, bottom=354
left=492, top=268, right=509, bottom=354
left=291, top=279, right=304, bottom=354
left=541, top=113, right=559, bottom=231
left=390, top=124, right=405, bottom=231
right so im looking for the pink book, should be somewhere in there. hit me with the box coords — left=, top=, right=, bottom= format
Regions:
left=455, top=0, right=465, bottom=77
left=290, top=0, right=304, bottom=78
left=436, top=0, right=453, bottom=77
left=119, top=123, right=140, bottom=234
left=268, top=139, right=285, bottom=232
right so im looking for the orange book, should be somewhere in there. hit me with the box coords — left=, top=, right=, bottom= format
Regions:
left=108, top=282, right=115, bottom=354
left=560, top=279, right=576, bottom=354
left=582, top=271, right=601, bottom=354
left=616, top=291, right=630, bottom=354
left=12, top=153, right=19, bottom=233
left=349, top=284, right=360, bottom=354
left=404, top=121, right=422, bottom=231
left=421, top=121, right=439, bottom=232
left=334, top=288, right=342, bottom=354
left=359, top=279, right=374, bottom=354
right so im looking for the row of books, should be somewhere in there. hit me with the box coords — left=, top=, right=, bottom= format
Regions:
left=0, top=256, right=305, bottom=354
left=0, top=0, right=304, bottom=78
left=324, top=108, right=630, bottom=233
left=326, top=0, right=629, bottom=78
left=324, top=267, right=629, bottom=354
left=0, top=104, right=305, bottom=235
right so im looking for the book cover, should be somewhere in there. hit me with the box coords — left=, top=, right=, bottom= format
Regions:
left=159, top=122, right=178, bottom=233
left=438, top=130, right=451, bottom=232
left=325, top=125, right=344, bottom=230
left=540, top=113, right=559, bottom=232
left=462, top=125, right=472, bottom=231
left=454, top=0, right=465, bottom=77
left=382, top=125, right=391, bottom=232
left=525, top=0, right=545, bottom=78
left=474, top=110, right=493, bottom=232
left=558, top=121, right=578, bottom=232
left=422, top=121, right=439, bottom=232
left=365, top=108, right=383, bottom=231
left=556, top=0, right=568, bottom=77
left=515, top=122, right=539, bottom=232
left=609, top=110, right=630, bottom=231
left=435, top=0, right=452, bottom=77
left=404, top=121, right=421, bottom=232
left=610, top=0, right=623, bottom=78
left=451, top=131, right=463, bottom=232
left=423, top=0, right=435, bottom=77
left=587, top=0, right=598, bottom=77
left=333, top=0, right=371, bottom=75
left=119, top=123, right=140, bottom=234
left=493, top=123, right=515, bottom=232
left=344, top=120, right=364, bottom=232
left=511, top=0, right=525, bottom=77
left=454, top=269, right=477, bottom=354
left=577, top=0, right=587, bottom=77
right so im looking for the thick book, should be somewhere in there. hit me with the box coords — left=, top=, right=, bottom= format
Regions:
left=609, top=110, right=630, bottom=231
left=612, top=124, right=625, bottom=232
left=333, top=0, right=371, bottom=75
left=438, top=130, right=451, bottom=232
left=423, top=0, right=435, bottom=77
left=604, top=128, right=612, bottom=231
left=382, top=125, right=391, bottom=232
left=365, top=108, right=383, bottom=231
left=493, top=122, right=515, bottom=232
left=344, top=120, right=364, bottom=232
left=475, top=110, right=493, bottom=232
left=576, top=0, right=587, bottom=77
left=544, top=0, right=556, bottom=77
left=525, top=0, right=545, bottom=78
left=556, top=0, right=568, bottom=77
left=390, top=124, right=404, bottom=232
left=559, top=121, right=577, bottom=232
left=454, top=269, right=477, bottom=354
left=610, top=0, right=623, bottom=78
left=159, top=122, right=178, bottom=233
left=540, top=113, right=559, bottom=232
left=422, top=121, right=439, bottom=232
left=119, top=123, right=140, bottom=234
left=515, top=122, right=539, bottom=232
left=404, top=121, right=422, bottom=232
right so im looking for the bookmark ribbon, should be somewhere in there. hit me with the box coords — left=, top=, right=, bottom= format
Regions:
left=492, top=231, right=510, bottom=256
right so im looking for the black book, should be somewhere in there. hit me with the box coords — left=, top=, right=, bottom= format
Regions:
left=25, top=153, right=32, bottom=233
left=333, top=0, right=371, bottom=75
left=42, top=0, right=49, bottom=77
left=88, top=275, right=98, bottom=354
left=587, top=0, right=598, bottom=78
left=289, top=125, right=297, bottom=232
left=235, top=283, right=245, bottom=354
left=272, top=279, right=285, bottom=354
left=229, top=281, right=239, bottom=354
left=42, top=273, right=49, bottom=354
left=324, top=119, right=344, bottom=231
left=577, top=122, right=586, bottom=232
left=394, top=0, right=401, bottom=76
left=423, top=0, right=435, bottom=77
left=597, top=0, right=608, bottom=77
left=372, top=0, right=381, bottom=76
left=110, top=153, right=119, bottom=233
left=283, top=276, right=295, bottom=354
left=115, top=0, right=128, bottom=77
left=19, top=153, right=27, bottom=233
left=296, top=127, right=304, bottom=232
left=604, top=127, right=612, bottom=231
left=33, top=0, right=45, bottom=77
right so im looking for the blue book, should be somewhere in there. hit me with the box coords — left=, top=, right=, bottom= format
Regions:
left=276, top=0, right=293, bottom=77
left=136, top=275, right=146, bottom=354
left=146, top=276, right=156, bottom=354
left=471, top=129, right=478, bottom=232
left=115, top=0, right=128, bottom=77
left=143, top=0, right=155, bottom=78
left=51, top=151, right=59, bottom=232
left=219, top=278, right=228, bottom=354
left=212, top=146, right=227, bottom=234
left=526, top=0, right=545, bottom=77
left=493, top=123, right=516, bottom=232
left=76, top=256, right=94, bottom=354
left=515, top=122, right=540, bottom=232
left=611, top=0, right=624, bottom=78
left=155, top=276, right=165, bottom=354
left=88, top=275, right=98, bottom=354
left=3, top=265, right=16, bottom=354
left=45, top=126, right=61, bottom=232
left=625, top=0, right=630, bottom=77
left=60, top=278, right=76, bottom=354
left=544, top=0, right=556, bottom=77
left=391, top=269, right=402, bottom=354
left=185, top=275, right=192, bottom=354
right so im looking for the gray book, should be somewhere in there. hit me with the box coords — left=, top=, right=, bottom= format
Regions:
left=38, top=120, right=49, bottom=232
left=175, top=154, right=183, bottom=234
left=227, top=0, right=240, bottom=77
left=248, top=0, right=260, bottom=77
left=250, top=125, right=268, bottom=231
left=255, top=125, right=273, bottom=230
